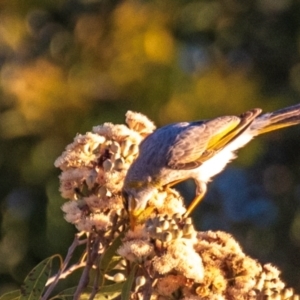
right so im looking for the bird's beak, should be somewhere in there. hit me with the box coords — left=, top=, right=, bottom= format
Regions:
left=129, top=206, right=155, bottom=230
left=126, top=195, right=155, bottom=229
left=129, top=209, right=140, bottom=230
left=127, top=195, right=139, bottom=230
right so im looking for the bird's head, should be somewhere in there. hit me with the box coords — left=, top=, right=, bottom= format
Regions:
left=122, top=179, right=157, bottom=228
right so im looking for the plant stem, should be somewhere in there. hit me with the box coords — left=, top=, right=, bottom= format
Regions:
left=46, top=261, right=86, bottom=285
left=42, top=232, right=87, bottom=300
left=73, top=233, right=102, bottom=300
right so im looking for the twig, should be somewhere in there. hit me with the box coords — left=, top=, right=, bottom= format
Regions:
left=73, top=233, right=102, bottom=300
left=45, top=261, right=86, bottom=285
left=42, top=232, right=87, bottom=300
left=89, top=253, right=101, bottom=300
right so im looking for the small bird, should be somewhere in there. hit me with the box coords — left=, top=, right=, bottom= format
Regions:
left=123, top=104, right=300, bottom=226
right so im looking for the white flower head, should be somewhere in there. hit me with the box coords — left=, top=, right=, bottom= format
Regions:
left=152, top=252, right=177, bottom=274
left=125, top=110, right=156, bottom=136
left=55, top=111, right=158, bottom=233
left=55, top=133, right=106, bottom=170
left=155, top=275, right=186, bottom=297
left=117, top=239, right=154, bottom=262
left=61, top=201, right=83, bottom=224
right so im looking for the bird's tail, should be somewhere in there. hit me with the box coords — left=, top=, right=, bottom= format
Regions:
left=250, top=103, right=300, bottom=135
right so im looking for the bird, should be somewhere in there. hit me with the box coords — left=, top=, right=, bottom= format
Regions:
left=123, top=104, right=300, bottom=226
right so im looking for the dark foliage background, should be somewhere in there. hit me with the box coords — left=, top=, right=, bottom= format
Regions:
left=1, top=0, right=300, bottom=294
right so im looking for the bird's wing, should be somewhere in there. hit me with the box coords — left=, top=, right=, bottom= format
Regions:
left=167, top=109, right=262, bottom=170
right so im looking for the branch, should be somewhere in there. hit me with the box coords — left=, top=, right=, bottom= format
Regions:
left=73, top=233, right=102, bottom=300
left=42, top=232, right=87, bottom=300
left=45, top=260, right=86, bottom=285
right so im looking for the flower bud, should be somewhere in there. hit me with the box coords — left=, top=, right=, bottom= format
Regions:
left=135, top=276, right=146, bottom=290
left=110, top=141, right=121, bottom=153
left=103, top=159, right=113, bottom=172
left=114, top=158, right=125, bottom=170
left=161, top=231, right=172, bottom=242
left=121, top=140, right=132, bottom=157
left=113, top=273, right=125, bottom=282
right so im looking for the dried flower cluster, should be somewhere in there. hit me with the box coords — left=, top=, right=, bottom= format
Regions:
left=55, top=111, right=299, bottom=299
left=117, top=217, right=300, bottom=299
left=54, top=111, right=156, bottom=232
left=194, top=231, right=300, bottom=300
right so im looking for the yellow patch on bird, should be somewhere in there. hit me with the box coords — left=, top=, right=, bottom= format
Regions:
left=130, top=207, right=155, bottom=229
left=203, top=109, right=261, bottom=160
left=256, top=121, right=300, bottom=134
left=206, top=120, right=240, bottom=151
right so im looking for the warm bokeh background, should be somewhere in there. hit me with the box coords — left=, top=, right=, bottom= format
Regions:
left=1, top=0, right=300, bottom=294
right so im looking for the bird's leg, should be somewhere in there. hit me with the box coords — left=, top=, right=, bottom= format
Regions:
left=165, top=179, right=186, bottom=192
left=184, top=181, right=207, bottom=217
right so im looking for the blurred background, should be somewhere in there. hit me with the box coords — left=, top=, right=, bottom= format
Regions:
left=1, top=0, right=300, bottom=294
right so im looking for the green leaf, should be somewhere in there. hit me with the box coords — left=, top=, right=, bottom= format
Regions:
left=80, top=293, right=113, bottom=300
left=106, top=256, right=123, bottom=272
left=49, top=286, right=77, bottom=300
left=50, top=295, right=73, bottom=300
left=79, top=283, right=123, bottom=300
left=93, top=293, right=120, bottom=300
left=20, top=255, right=60, bottom=300
left=121, top=264, right=138, bottom=300
left=50, top=287, right=93, bottom=300
left=76, top=294, right=89, bottom=300
left=99, top=281, right=123, bottom=295
left=53, top=282, right=123, bottom=300
left=98, top=233, right=124, bottom=289
left=99, top=233, right=124, bottom=273
left=0, top=290, right=20, bottom=300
